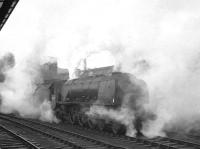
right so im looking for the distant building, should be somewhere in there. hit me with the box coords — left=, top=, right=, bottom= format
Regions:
left=57, top=67, right=69, bottom=80
left=41, top=61, right=58, bottom=80
left=0, top=52, right=15, bottom=82
left=40, top=58, right=69, bottom=81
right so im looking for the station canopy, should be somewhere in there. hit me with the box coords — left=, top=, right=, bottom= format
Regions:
left=0, top=0, right=19, bottom=31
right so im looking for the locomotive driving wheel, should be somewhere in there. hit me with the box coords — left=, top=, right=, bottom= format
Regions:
left=96, top=119, right=105, bottom=131
left=87, top=118, right=95, bottom=129
left=78, top=113, right=87, bottom=126
left=55, top=107, right=64, bottom=122
left=111, top=122, right=122, bottom=134
left=69, top=110, right=76, bottom=124
left=55, top=109, right=61, bottom=119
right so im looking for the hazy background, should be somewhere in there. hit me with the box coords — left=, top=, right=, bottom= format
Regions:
left=1, top=0, right=200, bottom=137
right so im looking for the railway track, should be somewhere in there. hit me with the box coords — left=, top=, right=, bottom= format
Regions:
left=0, top=124, right=39, bottom=149
left=0, top=114, right=130, bottom=149
left=1, top=114, right=200, bottom=149
left=66, top=123, right=200, bottom=149
left=46, top=118, right=200, bottom=149
left=123, top=136, right=200, bottom=149
left=84, top=125, right=200, bottom=149
left=38, top=117, right=200, bottom=149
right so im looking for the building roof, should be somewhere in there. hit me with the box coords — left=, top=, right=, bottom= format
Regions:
left=0, top=0, right=19, bottom=31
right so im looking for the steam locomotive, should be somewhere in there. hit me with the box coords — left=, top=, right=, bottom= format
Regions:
left=39, top=63, right=150, bottom=135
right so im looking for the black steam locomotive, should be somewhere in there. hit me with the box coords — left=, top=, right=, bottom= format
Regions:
left=41, top=65, right=150, bottom=135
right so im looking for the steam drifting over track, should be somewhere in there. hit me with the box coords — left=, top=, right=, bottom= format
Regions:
left=1, top=113, right=200, bottom=149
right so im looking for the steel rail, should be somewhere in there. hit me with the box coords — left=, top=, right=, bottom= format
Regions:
left=0, top=114, right=126, bottom=149
left=0, top=124, right=40, bottom=149
left=123, top=135, right=200, bottom=149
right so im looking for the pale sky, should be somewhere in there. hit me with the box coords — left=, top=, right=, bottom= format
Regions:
left=0, top=0, right=117, bottom=70
left=1, top=0, right=200, bottom=71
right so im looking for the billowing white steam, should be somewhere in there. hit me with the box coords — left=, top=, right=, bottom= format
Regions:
left=87, top=94, right=138, bottom=136
left=0, top=0, right=200, bottom=137
left=88, top=106, right=137, bottom=136
left=0, top=51, right=57, bottom=122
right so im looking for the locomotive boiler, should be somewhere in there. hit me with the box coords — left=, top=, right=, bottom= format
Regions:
left=46, top=66, right=149, bottom=135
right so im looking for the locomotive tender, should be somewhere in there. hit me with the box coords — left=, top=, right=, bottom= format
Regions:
left=42, top=65, right=149, bottom=135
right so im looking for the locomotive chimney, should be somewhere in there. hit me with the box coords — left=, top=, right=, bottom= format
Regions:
left=83, top=58, right=87, bottom=71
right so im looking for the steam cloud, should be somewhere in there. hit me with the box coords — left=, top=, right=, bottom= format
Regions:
left=0, top=0, right=200, bottom=137
left=0, top=51, right=57, bottom=122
